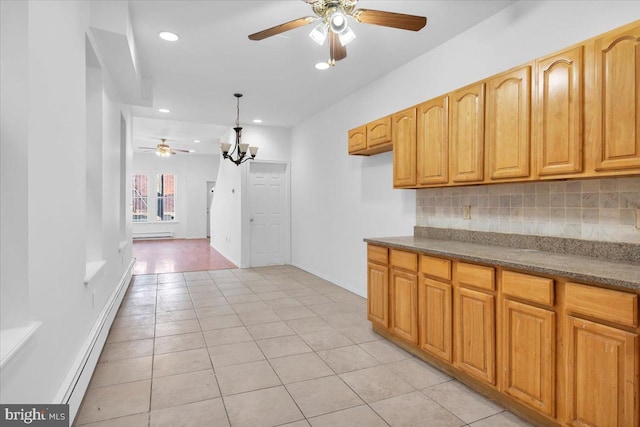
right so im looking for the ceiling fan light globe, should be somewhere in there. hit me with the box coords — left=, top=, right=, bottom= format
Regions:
left=338, top=27, right=356, bottom=46
left=309, top=23, right=328, bottom=45
left=328, top=10, right=348, bottom=34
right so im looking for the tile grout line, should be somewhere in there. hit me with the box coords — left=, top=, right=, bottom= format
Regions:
left=146, top=272, right=159, bottom=427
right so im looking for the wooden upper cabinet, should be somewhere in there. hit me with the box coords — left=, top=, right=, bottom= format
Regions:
left=348, top=116, right=392, bottom=155
left=450, top=83, right=485, bottom=183
left=393, top=107, right=418, bottom=188
left=417, top=96, right=449, bottom=186
left=348, top=125, right=367, bottom=154
left=535, top=46, right=584, bottom=177
left=367, top=116, right=392, bottom=148
left=593, top=23, right=640, bottom=171
left=566, top=316, right=638, bottom=427
left=486, top=66, right=532, bottom=180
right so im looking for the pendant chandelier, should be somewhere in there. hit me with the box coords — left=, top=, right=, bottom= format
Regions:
left=220, top=93, right=258, bottom=166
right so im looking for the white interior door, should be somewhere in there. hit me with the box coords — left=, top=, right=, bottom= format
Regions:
left=248, top=162, right=289, bottom=267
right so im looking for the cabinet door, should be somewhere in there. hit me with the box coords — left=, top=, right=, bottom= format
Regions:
left=535, top=46, right=584, bottom=176
left=593, top=24, right=640, bottom=171
left=367, top=116, right=392, bottom=148
left=348, top=125, right=367, bottom=154
left=450, top=83, right=485, bottom=183
left=417, top=96, right=449, bottom=185
left=420, top=277, right=452, bottom=362
left=390, top=269, right=418, bottom=344
left=392, top=108, right=417, bottom=188
left=486, top=66, right=532, bottom=180
left=367, top=262, right=389, bottom=329
left=455, top=287, right=495, bottom=384
left=502, top=299, right=556, bottom=416
left=566, top=316, right=638, bottom=427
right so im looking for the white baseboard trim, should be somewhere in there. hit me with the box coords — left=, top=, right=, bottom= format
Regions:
left=290, top=262, right=366, bottom=299
left=55, top=257, right=135, bottom=423
left=210, top=243, right=240, bottom=268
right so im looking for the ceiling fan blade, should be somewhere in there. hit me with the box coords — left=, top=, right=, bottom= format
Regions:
left=172, top=149, right=190, bottom=153
left=352, top=9, right=427, bottom=31
left=329, top=31, right=347, bottom=62
left=248, top=16, right=316, bottom=41
left=138, top=147, right=157, bottom=150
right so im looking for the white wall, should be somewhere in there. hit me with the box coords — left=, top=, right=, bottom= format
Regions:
left=0, top=1, right=135, bottom=421
left=132, top=152, right=220, bottom=239
left=210, top=125, right=291, bottom=267
left=290, top=0, right=640, bottom=298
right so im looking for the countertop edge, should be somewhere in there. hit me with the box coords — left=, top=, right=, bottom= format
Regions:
left=364, top=237, right=640, bottom=292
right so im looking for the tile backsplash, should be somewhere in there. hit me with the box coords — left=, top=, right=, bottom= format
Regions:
left=416, top=177, right=640, bottom=244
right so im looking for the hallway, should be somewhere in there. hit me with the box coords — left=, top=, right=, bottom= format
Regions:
left=132, top=239, right=236, bottom=274
left=74, top=266, right=529, bottom=427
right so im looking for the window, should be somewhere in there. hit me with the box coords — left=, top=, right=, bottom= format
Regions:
left=156, top=174, right=175, bottom=221
left=132, top=174, right=148, bottom=222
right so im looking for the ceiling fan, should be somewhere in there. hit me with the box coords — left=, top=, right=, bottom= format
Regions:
left=248, top=0, right=427, bottom=65
left=138, top=138, right=191, bottom=157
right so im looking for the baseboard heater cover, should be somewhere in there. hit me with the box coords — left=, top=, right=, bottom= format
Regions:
left=56, top=258, right=135, bottom=423
left=132, top=231, right=174, bottom=239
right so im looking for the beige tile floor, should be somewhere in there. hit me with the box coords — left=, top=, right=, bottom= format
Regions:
left=74, top=266, right=532, bottom=427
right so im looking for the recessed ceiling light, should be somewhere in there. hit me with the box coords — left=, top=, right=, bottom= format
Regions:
left=158, top=31, right=179, bottom=42
left=315, top=62, right=330, bottom=70
left=253, top=119, right=263, bottom=124
left=194, top=140, right=200, bottom=143
left=158, top=108, right=170, bottom=113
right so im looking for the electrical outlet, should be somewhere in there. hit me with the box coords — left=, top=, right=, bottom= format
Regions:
left=463, top=206, right=471, bottom=220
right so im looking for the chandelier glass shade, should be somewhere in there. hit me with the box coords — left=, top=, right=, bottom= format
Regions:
left=220, top=94, right=258, bottom=166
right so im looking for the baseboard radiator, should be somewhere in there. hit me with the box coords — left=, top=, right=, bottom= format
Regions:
left=132, top=231, right=174, bottom=240
left=57, top=258, right=135, bottom=424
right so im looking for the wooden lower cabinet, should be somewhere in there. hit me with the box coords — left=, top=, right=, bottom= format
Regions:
left=502, top=299, right=556, bottom=416
left=455, top=286, right=496, bottom=384
left=566, top=316, right=639, bottom=427
left=367, top=262, right=389, bottom=329
left=419, top=277, right=452, bottom=362
left=390, top=268, right=419, bottom=344
left=366, top=245, right=640, bottom=426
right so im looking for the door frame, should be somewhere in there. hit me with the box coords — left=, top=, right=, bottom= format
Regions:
left=241, top=160, right=291, bottom=268
left=206, top=180, right=216, bottom=238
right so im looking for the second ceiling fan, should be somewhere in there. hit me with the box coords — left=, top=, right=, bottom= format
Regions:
left=248, top=0, right=427, bottom=65
left=138, top=138, right=191, bottom=157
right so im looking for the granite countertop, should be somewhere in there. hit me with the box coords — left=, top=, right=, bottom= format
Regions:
left=364, top=236, right=640, bottom=292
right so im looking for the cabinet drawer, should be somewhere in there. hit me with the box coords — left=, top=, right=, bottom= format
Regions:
left=565, top=282, right=638, bottom=328
left=502, top=270, right=554, bottom=307
left=457, top=262, right=495, bottom=291
left=420, top=255, right=451, bottom=281
left=390, top=250, right=418, bottom=272
left=367, top=245, right=388, bottom=265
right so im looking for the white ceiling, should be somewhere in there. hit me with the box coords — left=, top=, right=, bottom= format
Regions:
left=128, top=0, right=515, bottom=155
